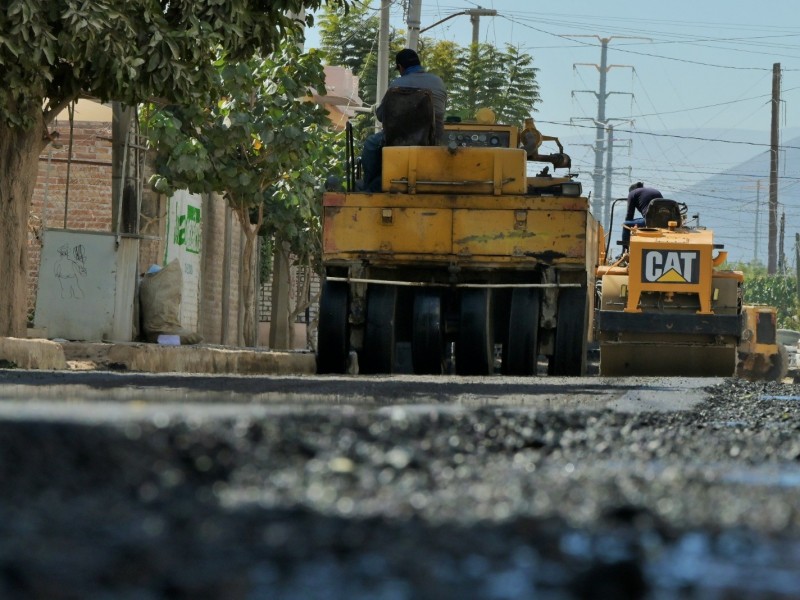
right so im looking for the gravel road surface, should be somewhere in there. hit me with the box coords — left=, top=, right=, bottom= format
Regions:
left=1, top=372, right=800, bottom=599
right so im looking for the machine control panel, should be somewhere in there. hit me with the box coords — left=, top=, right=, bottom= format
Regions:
left=443, top=124, right=518, bottom=149
left=446, top=130, right=511, bottom=148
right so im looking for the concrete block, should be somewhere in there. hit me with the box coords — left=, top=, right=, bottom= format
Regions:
left=0, top=337, right=67, bottom=370
left=105, top=343, right=316, bottom=375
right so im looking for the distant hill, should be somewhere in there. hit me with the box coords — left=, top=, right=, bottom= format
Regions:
left=557, top=127, right=800, bottom=266
left=683, top=131, right=800, bottom=267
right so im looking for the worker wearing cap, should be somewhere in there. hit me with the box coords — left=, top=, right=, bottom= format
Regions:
left=361, top=48, right=447, bottom=192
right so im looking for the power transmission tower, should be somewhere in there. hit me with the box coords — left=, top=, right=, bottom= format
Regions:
left=740, top=179, right=763, bottom=265
left=779, top=210, right=786, bottom=273
left=569, top=35, right=647, bottom=222
left=601, top=123, right=632, bottom=228
left=768, top=62, right=781, bottom=274
left=576, top=125, right=632, bottom=228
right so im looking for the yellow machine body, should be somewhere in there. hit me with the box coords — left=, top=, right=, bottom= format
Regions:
left=319, top=118, right=600, bottom=376
left=596, top=211, right=786, bottom=380
left=381, top=146, right=527, bottom=195
left=323, top=191, right=594, bottom=268
left=624, top=228, right=718, bottom=314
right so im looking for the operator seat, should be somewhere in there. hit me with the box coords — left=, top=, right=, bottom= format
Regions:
left=381, top=87, right=436, bottom=147
left=645, top=199, right=683, bottom=228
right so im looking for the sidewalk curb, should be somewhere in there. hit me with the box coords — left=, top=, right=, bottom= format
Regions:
left=3, top=338, right=316, bottom=375
left=0, top=337, right=67, bottom=370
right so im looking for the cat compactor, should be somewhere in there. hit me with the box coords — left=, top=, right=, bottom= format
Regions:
left=317, top=103, right=601, bottom=376
left=595, top=199, right=786, bottom=380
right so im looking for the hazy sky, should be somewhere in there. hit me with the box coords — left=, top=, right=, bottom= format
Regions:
left=306, top=1, right=798, bottom=133
left=305, top=1, right=800, bottom=263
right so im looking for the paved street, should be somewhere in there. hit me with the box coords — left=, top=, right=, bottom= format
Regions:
left=1, top=370, right=799, bottom=598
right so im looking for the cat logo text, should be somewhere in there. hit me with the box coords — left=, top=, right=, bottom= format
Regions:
left=641, top=250, right=700, bottom=284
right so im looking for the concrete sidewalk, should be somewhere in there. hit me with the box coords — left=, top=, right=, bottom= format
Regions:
left=0, top=337, right=316, bottom=375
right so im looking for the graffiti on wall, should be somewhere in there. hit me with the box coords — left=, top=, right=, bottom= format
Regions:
left=54, top=243, right=87, bottom=299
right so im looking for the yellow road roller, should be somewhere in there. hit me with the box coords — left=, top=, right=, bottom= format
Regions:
left=317, top=111, right=601, bottom=376
left=595, top=199, right=787, bottom=380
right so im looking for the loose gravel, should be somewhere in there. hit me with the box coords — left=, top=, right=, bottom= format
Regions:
left=2, top=378, right=800, bottom=599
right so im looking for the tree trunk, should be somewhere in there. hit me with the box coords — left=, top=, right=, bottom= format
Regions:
left=0, top=111, right=48, bottom=338
left=233, top=206, right=259, bottom=347
left=269, top=239, right=292, bottom=350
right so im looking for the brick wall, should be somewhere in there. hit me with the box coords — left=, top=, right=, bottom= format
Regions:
left=26, top=116, right=246, bottom=345
left=28, top=120, right=113, bottom=317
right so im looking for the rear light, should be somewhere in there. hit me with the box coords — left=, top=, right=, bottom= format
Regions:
left=561, top=182, right=582, bottom=197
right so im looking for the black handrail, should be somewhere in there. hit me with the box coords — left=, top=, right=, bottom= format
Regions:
left=605, top=198, right=628, bottom=259
left=346, top=121, right=356, bottom=191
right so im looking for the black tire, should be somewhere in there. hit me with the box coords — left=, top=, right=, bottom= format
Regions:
left=361, top=285, right=398, bottom=374
left=549, top=286, right=588, bottom=376
left=456, top=288, right=494, bottom=376
left=504, top=288, right=541, bottom=376
left=765, top=344, right=789, bottom=382
left=412, top=290, right=444, bottom=375
left=316, top=281, right=349, bottom=374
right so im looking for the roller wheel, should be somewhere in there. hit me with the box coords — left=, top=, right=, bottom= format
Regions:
left=456, top=288, right=494, bottom=376
left=493, top=288, right=512, bottom=358
left=361, top=285, right=398, bottom=374
left=549, top=286, right=587, bottom=376
left=766, top=344, right=790, bottom=382
left=412, top=290, right=444, bottom=374
left=504, top=288, right=541, bottom=376
left=737, top=344, right=789, bottom=382
left=316, top=280, right=349, bottom=374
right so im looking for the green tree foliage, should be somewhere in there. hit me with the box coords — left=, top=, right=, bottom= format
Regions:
left=317, top=3, right=406, bottom=141
left=0, top=0, right=348, bottom=338
left=422, top=40, right=459, bottom=93
left=315, top=4, right=541, bottom=127
left=317, top=2, right=381, bottom=107
left=259, top=127, right=345, bottom=281
left=738, top=273, right=799, bottom=330
left=731, top=262, right=799, bottom=328
left=498, top=44, right=540, bottom=125
left=144, top=43, right=340, bottom=345
left=448, top=43, right=539, bottom=123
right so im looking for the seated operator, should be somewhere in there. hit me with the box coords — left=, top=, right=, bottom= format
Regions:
left=622, top=181, right=663, bottom=250
left=360, top=48, right=447, bottom=192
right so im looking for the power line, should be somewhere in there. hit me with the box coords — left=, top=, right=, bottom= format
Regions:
left=541, top=119, right=800, bottom=150
left=623, top=91, right=781, bottom=118
left=495, top=14, right=800, bottom=71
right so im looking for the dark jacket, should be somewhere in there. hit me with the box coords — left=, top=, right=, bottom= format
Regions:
left=376, top=66, right=447, bottom=142
left=626, top=187, right=663, bottom=221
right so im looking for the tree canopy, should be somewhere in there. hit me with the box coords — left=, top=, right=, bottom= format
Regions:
left=1, top=0, right=346, bottom=127
left=316, top=5, right=540, bottom=134
left=0, top=0, right=348, bottom=338
left=144, top=42, right=341, bottom=345
left=317, top=3, right=406, bottom=141
left=447, top=43, right=539, bottom=125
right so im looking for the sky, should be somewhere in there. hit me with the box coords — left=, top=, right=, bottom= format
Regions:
left=304, top=1, right=800, bottom=265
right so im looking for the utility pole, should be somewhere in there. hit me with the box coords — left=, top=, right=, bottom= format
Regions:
left=376, top=0, right=391, bottom=131
left=795, top=233, right=800, bottom=299
left=417, top=6, right=497, bottom=47
left=469, top=7, right=496, bottom=45
left=406, top=0, right=422, bottom=51
left=768, top=62, right=781, bottom=274
left=570, top=35, right=645, bottom=220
